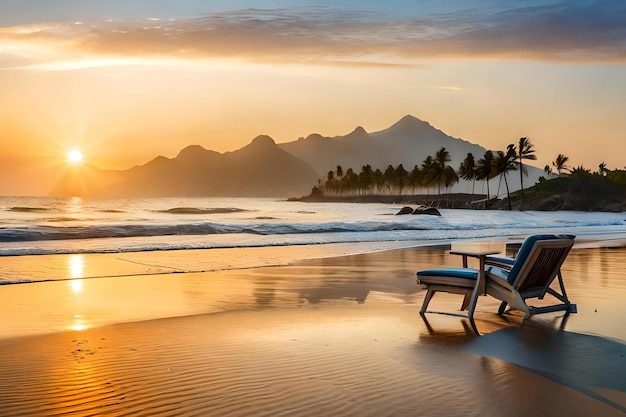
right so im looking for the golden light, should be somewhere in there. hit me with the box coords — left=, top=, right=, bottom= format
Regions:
left=69, top=254, right=85, bottom=294
left=66, top=149, right=84, bottom=163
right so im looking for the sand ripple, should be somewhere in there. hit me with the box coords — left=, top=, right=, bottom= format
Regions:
left=2, top=306, right=624, bottom=417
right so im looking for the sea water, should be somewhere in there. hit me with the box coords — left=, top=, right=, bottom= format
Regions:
left=1, top=196, right=625, bottom=284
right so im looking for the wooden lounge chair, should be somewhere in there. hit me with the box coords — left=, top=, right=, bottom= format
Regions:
left=416, top=234, right=577, bottom=325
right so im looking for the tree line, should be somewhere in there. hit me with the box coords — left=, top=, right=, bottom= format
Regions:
left=315, top=137, right=623, bottom=210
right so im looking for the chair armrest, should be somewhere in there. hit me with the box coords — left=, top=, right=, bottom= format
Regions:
left=485, top=255, right=515, bottom=270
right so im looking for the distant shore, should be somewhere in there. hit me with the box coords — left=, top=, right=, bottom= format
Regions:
left=293, top=193, right=487, bottom=209
left=293, top=191, right=626, bottom=212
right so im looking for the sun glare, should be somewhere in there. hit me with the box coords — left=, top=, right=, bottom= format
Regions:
left=67, top=149, right=84, bottom=163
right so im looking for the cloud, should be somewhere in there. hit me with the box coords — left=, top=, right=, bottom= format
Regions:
left=2, top=2, right=625, bottom=70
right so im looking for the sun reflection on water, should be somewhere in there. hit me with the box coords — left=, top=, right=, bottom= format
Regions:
left=69, top=254, right=85, bottom=294
left=70, top=315, right=87, bottom=331
left=69, top=254, right=85, bottom=278
left=68, top=255, right=89, bottom=331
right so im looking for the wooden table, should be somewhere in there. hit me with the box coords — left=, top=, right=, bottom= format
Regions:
left=449, top=249, right=501, bottom=321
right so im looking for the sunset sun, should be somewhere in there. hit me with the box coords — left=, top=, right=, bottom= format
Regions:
left=66, top=149, right=84, bottom=164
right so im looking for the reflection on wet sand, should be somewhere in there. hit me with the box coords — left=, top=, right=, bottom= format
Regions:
left=466, top=324, right=626, bottom=413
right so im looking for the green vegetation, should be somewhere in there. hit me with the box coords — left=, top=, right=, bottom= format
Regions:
left=512, top=167, right=626, bottom=212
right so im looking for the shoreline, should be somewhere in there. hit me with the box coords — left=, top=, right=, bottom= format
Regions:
left=293, top=192, right=626, bottom=212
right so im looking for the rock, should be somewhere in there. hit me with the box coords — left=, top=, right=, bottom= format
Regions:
left=412, top=206, right=441, bottom=216
left=396, top=206, right=414, bottom=215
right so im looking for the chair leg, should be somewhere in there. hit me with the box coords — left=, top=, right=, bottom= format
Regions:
left=420, top=289, right=435, bottom=315
left=460, top=291, right=472, bottom=311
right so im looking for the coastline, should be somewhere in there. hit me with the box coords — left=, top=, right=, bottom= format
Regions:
left=293, top=191, right=626, bottom=212
left=1, top=240, right=625, bottom=415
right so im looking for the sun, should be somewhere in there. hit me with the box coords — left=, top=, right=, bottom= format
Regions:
left=66, top=149, right=84, bottom=164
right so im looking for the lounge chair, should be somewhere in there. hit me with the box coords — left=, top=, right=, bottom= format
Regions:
left=416, top=234, right=577, bottom=324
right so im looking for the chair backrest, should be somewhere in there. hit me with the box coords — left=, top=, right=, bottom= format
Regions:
left=507, top=235, right=575, bottom=290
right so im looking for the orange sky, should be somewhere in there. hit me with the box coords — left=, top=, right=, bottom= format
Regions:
left=1, top=1, right=625, bottom=195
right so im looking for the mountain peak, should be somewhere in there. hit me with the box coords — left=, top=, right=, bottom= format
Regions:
left=342, top=125, right=371, bottom=142
left=177, top=144, right=206, bottom=157
left=370, top=114, right=441, bottom=139
left=250, top=135, right=276, bottom=147
left=391, top=114, right=430, bottom=129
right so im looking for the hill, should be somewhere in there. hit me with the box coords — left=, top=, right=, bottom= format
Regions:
left=495, top=170, right=626, bottom=212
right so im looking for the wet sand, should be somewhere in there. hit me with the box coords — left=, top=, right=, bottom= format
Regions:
left=0, top=243, right=625, bottom=416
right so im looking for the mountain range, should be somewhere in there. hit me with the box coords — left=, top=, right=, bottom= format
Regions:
left=54, top=115, right=544, bottom=198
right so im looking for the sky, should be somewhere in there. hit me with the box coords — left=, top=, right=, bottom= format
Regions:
left=1, top=0, right=625, bottom=195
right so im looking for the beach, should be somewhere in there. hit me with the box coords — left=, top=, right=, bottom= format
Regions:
left=1, top=241, right=625, bottom=416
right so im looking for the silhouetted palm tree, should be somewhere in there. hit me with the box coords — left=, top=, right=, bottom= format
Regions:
left=476, top=150, right=496, bottom=209
left=359, top=164, right=374, bottom=195
left=421, top=156, right=436, bottom=194
left=434, top=147, right=452, bottom=195
left=495, top=144, right=518, bottom=210
left=459, top=153, right=477, bottom=194
left=408, top=165, right=421, bottom=194
left=517, top=137, right=537, bottom=210
left=552, top=154, right=569, bottom=176
left=384, top=165, right=395, bottom=194
left=394, top=164, right=408, bottom=195
left=544, top=165, right=553, bottom=177
left=373, top=168, right=384, bottom=194
left=598, top=162, right=609, bottom=176
left=442, top=165, right=459, bottom=198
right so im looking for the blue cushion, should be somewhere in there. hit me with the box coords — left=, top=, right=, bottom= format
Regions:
left=486, top=255, right=515, bottom=266
left=506, top=234, right=574, bottom=284
left=486, top=265, right=510, bottom=282
left=417, top=268, right=479, bottom=280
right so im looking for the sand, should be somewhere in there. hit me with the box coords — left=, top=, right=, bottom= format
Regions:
left=0, top=243, right=625, bottom=416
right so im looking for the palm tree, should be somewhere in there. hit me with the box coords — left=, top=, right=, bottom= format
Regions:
left=408, top=165, right=422, bottom=194
left=517, top=137, right=537, bottom=210
left=325, top=170, right=335, bottom=196
left=544, top=164, right=553, bottom=177
left=359, top=164, right=374, bottom=195
left=571, top=165, right=591, bottom=175
left=552, top=154, right=569, bottom=176
left=372, top=168, right=384, bottom=194
left=395, top=164, right=408, bottom=195
left=442, top=165, right=459, bottom=198
left=421, top=156, right=436, bottom=194
left=434, top=147, right=452, bottom=195
left=475, top=150, right=497, bottom=209
left=344, top=168, right=358, bottom=195
left=458, top=153, right=477, bottom=194
left=336, top=165, right=343, bottom=179
left=384, top=165, right=395, bottom=194
left=335, top=165, right=344, bottom=196
left=598, top=162, right=608, bottom=176
left=495, top=144, right=518, bottom=210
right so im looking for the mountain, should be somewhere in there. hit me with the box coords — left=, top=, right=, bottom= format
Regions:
left=77, top=136, right=319, bottom=198
left=280, top=115, right=486, bottom=176
left=51, top=114, right=545, bottom=198
left=279, top=115, right=544, bottom=193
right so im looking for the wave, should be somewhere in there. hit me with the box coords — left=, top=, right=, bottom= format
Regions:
left=1, top=215, right=624, bottom=245
left=7, top=206, right=50, bottom=213
left=0, top=221, right=432, bottom=243
left=157, top=207, right=250, bottom=215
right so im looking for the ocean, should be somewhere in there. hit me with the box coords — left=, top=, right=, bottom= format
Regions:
left=1, top=196, right=625, bottom=285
